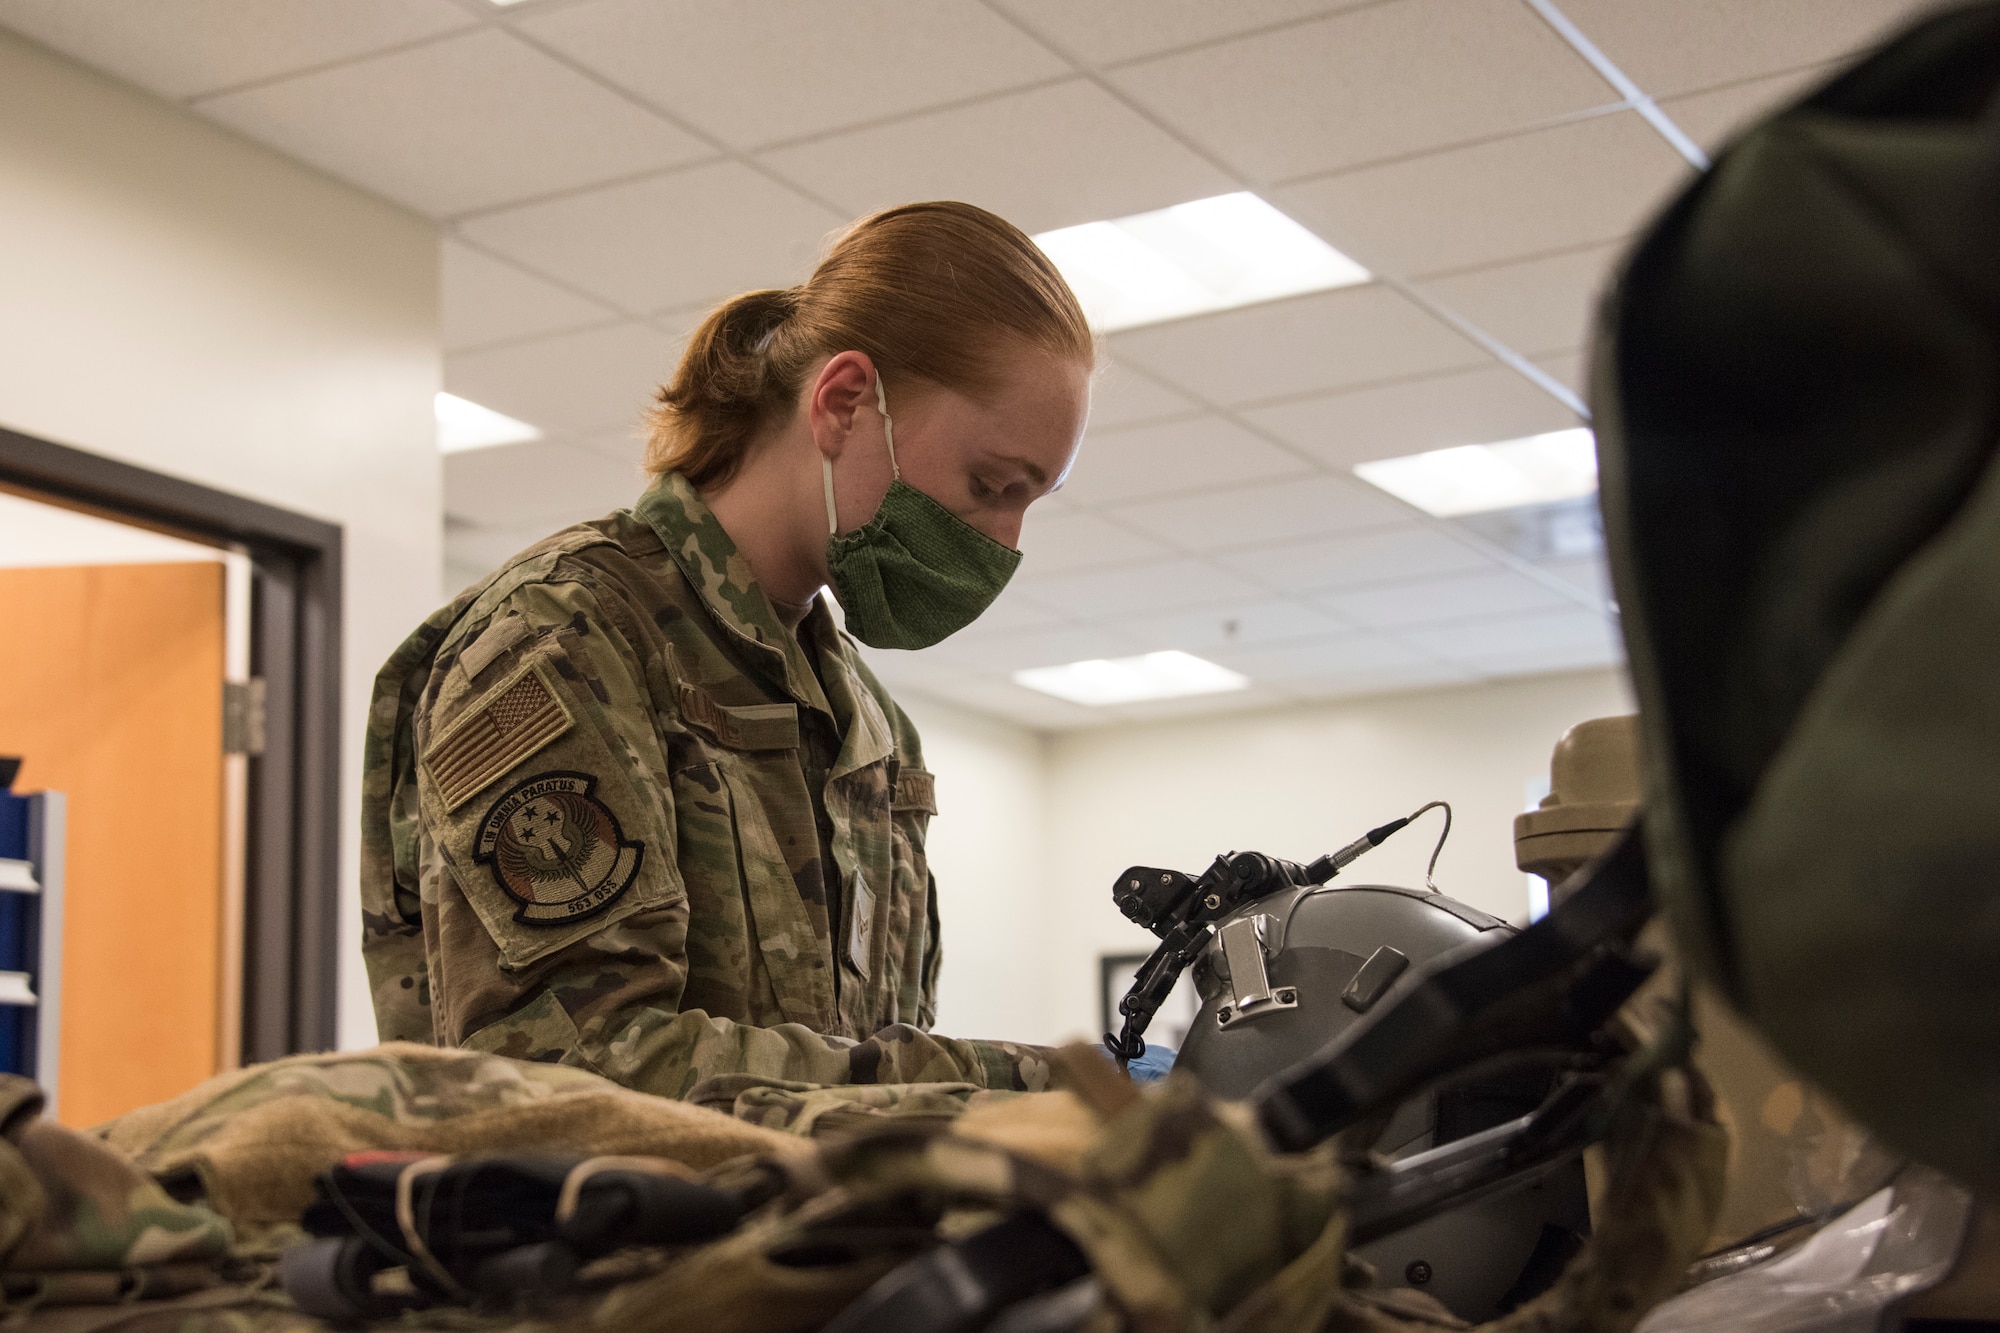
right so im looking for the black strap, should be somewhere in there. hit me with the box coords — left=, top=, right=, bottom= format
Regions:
left=1256, top=822, right=1657, bottom=1152
left=821, top=1212, right=1089, bottom=1333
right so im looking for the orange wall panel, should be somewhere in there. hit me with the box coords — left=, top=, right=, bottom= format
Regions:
left=0, top=562, right=225, bottom=1124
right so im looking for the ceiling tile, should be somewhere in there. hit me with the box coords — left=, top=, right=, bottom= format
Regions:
left=1402, top=606, right=1618, bottom=662
left=1110, top=473, right=1413, bottom=552
left=1057, top=415, right=1311, bottom=507
left=442, top=240, right=615, bottom=351
left=1283, top=658, right=1476, bottom=700
left=1658, top=64, right=1838, bottom=154
left=1089, top=359, right=1201, bottom=431
left=923, top=623, right=1146, bottom=672
left=1538, top=555, right=1613, bottom=607
left=1016, top=509, right=1173, bottom=576
left=876, top=667, right=1107, bottom=730
left=1208, top=631, right=1436, bottom=681
left=1276, top=111, right=1691, bottom=279
left=445, top=439, right=649, bottom=529
left=572, top=427, right=651, bottom=468
left=1415, top=241, right=1627, bottom=359
left=1096, top=681, right=1303, bottom=725
left=0, top=0, right=474, bottom=100
left=1533, top=349, right=1587, bottom=395
left=1463, top=641, right=1624, bottom=679
left=1218, top=527, right=1492, bottom=593
left=519, top=0, right=1066, bottom=150
left=1557, top=0, right=1937, bottom=100
left=1015, top=558, right=1268, bottom=618
left=446, top=321, right=682, bottom=435
left=756, top=79, right=1235, bottom=236
left=1246, top=363, right=1581, bottom=470
left=1110, top=598, right=1351, bottom=652
left=989, top=0, right=1350, bottom=66
left=934, top=582, right=1067, bottom=639
left=1316, top=568, right=1572, bottom=629
left=195, top=29, right=711, bottom=217
left=1108, top=0, right=1614, bottom=184
left=1109, top=285, right=1491, bottom=407
left=458, top=160, right=843, bottom=312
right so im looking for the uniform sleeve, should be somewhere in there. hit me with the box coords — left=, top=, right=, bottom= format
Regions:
left=416, top=578, right=1050, bottom=1096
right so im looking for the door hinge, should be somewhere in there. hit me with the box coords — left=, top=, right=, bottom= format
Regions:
left=223, top=679, right=267, bottom=756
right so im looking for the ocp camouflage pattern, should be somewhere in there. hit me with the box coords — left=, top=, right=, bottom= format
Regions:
left=360, top=472, right=1051, bottom=1096
left=1, top=1045, right=1725, bottom=1332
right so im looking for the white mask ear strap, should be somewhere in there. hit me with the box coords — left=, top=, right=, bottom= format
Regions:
left=875, top=375, right=900, bottom=480
left=825, top=373, right=896, bottom=538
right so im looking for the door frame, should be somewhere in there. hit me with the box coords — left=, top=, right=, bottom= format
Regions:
left=0, top=424, right=343, bottom=1060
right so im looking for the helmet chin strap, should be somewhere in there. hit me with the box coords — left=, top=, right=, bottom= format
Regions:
left=823, top=374, right=898, bottom=538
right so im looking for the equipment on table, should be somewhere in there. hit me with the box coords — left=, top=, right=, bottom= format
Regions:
left=281, top=1152, right=751, bottom=1319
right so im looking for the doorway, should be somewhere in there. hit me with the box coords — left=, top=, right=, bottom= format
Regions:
left=0, top=425, right=342, bottom=1124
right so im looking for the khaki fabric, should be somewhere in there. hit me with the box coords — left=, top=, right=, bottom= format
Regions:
left=95, top=1044, right=806, bottom=1249
left=360, top=471, right=1050, bottom=1095
left=0, top=1043, right=1723, bottom=1333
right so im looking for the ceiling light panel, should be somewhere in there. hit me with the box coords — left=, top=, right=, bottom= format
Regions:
left=1354, top=428, right=1597, bottom=517
left=1014, top=650, right=1249, bottom=706
left=1033, top=192, right=1369, bottom=333
left=436, top=392, right=542, bottom=453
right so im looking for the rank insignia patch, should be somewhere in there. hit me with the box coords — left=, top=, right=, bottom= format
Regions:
left=475, top=772, right=644, bottom=926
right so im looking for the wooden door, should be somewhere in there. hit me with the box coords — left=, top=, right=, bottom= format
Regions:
left=0, top=561, right=225, bottom=1124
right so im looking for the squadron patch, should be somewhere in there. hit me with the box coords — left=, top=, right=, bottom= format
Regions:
left=474, top=772, right=644, bottom=926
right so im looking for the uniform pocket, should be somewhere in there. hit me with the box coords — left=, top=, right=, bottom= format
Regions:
left=671, top=756, right=835, bottom=1031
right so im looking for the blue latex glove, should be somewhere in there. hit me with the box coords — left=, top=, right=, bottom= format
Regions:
left=1125, top=1042, right=1177, bottom=1083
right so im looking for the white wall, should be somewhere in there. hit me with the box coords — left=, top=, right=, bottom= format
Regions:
left=0, top=492, right=221, bottom=567
left=903, top=668, right=1633, bottom=1049
left=0, top=30, right=441, bottom=1050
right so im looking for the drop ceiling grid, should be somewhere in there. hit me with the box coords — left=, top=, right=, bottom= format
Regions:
left=0, top=0, right=1939, bottom=726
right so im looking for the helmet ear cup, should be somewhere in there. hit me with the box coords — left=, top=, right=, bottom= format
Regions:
left=1175, top=884, right=1591, bottom=1322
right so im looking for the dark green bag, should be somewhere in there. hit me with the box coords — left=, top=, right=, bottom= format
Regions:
left=1594, top=0, right=2000, bottom=1192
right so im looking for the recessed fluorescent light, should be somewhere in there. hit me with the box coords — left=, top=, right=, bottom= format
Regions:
left=1033, top=192, right=1370, bottom=333
left=436, top=392, right=542, bottom=454
left=1353, top=428, right=1598, bottom=518
left=1013, top=650, right=1249, bottom=706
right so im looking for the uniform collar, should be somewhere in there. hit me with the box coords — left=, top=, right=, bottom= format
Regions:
left=635, top=472, right=829, bottom=711
left=799, top=598, right=896, bottom=779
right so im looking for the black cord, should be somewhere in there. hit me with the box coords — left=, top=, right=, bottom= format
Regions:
left=323, top=1174, right=420, bottom=1270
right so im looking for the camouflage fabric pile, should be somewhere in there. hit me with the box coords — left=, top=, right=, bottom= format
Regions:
left=0, top=1042, right=1723, bottom=1333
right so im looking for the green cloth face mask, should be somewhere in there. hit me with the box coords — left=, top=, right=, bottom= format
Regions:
left=823, top=378, right=1023, bottom=650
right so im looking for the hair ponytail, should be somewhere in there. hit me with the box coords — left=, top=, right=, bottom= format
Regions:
left=646, top=202, right=1092, bottom=488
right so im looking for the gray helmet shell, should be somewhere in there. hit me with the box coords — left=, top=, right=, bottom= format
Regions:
left=1176, top=884, right=1590, bottom=1322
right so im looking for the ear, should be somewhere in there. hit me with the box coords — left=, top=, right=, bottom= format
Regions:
left=807, top=351, right=877, bottom=462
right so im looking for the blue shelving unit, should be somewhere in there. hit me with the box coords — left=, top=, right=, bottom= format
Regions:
left=0, top=759, right=65, bottom=1112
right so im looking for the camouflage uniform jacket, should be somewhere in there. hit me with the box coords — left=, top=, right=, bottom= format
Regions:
left=360, top=473, right=1049, bottom=1096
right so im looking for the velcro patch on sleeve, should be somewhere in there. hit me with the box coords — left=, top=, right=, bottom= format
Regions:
left=427, top=658, right=575, bottom=812
left=892, top=768, right=937, bottom=814
left=458, top=613, right=532, bottom=680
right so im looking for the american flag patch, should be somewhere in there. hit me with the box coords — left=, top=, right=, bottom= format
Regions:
left=426, top=659, right=575, bottom=812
